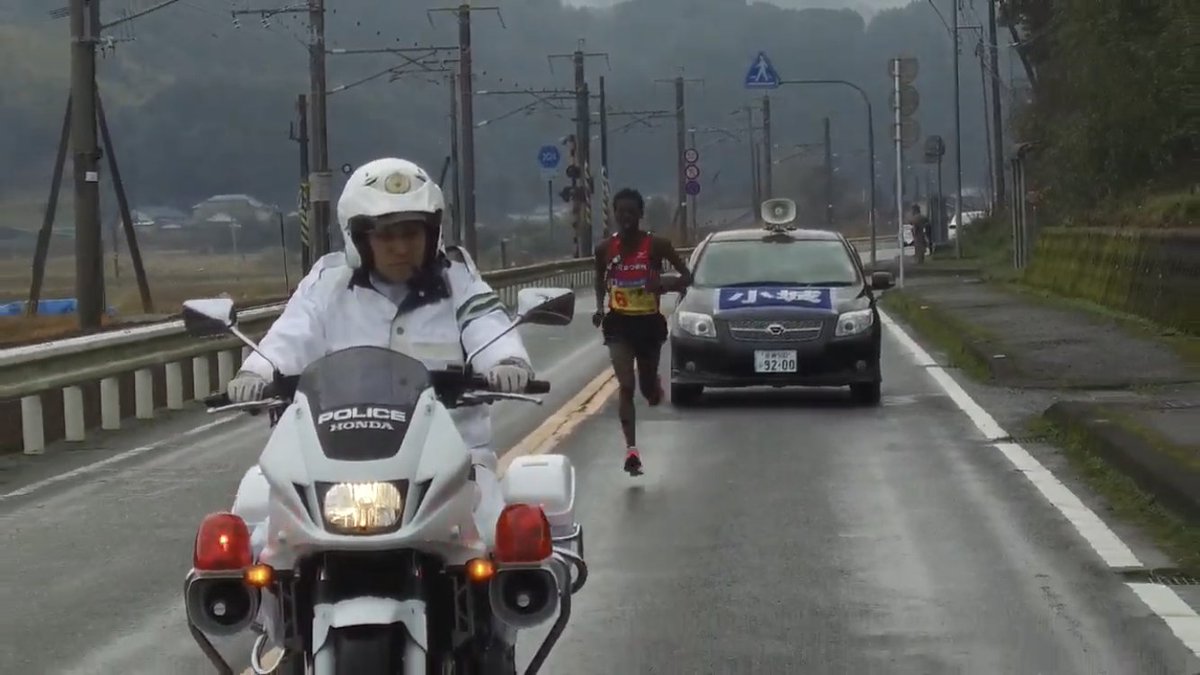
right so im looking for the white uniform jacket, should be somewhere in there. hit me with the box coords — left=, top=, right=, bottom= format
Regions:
left=239, top=249, right=531, bottom=469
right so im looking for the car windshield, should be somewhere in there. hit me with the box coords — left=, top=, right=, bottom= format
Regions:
left=296, top=347, right=431, bottom=461
left=692, top=238, right=860, bottom=287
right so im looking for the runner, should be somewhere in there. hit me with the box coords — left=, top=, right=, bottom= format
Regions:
left=593, top=188, right=693, bottom=475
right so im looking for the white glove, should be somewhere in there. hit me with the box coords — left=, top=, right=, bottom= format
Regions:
left=227, top=371, right=268, bottom=403
left=486, top=363, right=531, bottom=393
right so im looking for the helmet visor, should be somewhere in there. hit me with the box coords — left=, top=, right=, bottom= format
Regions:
left=349, top=211, right=436, bottom=235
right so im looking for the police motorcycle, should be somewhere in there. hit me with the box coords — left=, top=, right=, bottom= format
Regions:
left=178, top=287, right=588, bottom=675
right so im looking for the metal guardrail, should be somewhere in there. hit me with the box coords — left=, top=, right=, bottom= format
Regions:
left=1, top=234, right=871, bottom=454
left=2, top=256, right=598, bottom=454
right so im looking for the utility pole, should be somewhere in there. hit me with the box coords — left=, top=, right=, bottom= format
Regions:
left=289, top=94, right=311, bottom=272
left=674, top=77, right=687, bottom=244
left=429, top=4, right=503, bottom=260
left=455, top=5, right=477, bottom=258
left=824, top=117, right=834, bottom=226
left=448, top=72, right=461, bottom=246
left=952, top=0, right=964, bottom=259
left=654, top=74, right=702, bottom=245
left=308, top=0, right=331, bottom=257
left=761, top=95, right=772, bottom=199
left=599, top=76, right=609, bottom=172
left=575, top=58, right=591, bottom=248
left=30, top=0, right=158, bottom=326
left=71, top=0, right=104, bottom=328
left=549, top=43, right=609, bottom=254
left=986, top=0, right=1006, bottom=203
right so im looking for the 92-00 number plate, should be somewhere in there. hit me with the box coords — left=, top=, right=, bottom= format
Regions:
left=754, top=350, right=798, bottom=373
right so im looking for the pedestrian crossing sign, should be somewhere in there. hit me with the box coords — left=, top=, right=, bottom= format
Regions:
left=744, top=51, right=781, bottom=89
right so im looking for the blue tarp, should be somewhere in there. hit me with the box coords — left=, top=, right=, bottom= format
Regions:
left=0, top=299, right=116, bottom=317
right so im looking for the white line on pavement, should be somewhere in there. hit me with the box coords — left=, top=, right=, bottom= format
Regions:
left=880, top=308, right=1200, bottom=659
left=0, top=415, right=240, bottom=503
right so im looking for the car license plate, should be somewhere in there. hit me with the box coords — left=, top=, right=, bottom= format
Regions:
left=754, top=350, right=797, bottom=373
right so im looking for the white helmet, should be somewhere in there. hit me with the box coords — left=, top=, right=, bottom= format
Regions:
left=336, top=157, right=445, bottom=269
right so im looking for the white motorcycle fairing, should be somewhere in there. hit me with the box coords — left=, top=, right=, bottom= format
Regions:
left=182, top=281, right=593, bottom=675
left=254, top=387, right=488, bottom=571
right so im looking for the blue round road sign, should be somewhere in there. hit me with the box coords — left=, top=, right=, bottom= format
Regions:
left=685, top=180, right=701, bottom=196
left=538, top=145, right=561, bottom=170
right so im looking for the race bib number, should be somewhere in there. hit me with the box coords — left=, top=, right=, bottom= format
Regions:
left=611, top=287, right=657, bottom=313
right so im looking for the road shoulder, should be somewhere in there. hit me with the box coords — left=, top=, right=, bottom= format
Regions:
left=880, top=271, right=1200, bottom=582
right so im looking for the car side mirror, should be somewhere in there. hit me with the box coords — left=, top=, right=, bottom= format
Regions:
left=516, top=288, right=575, bottom=326
left=181, top=298, right=237, bottom=337
left=869, top=271, right=894, bottom=290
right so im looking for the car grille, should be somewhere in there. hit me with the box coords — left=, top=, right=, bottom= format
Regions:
left=725, top=318, right=823, bottom=343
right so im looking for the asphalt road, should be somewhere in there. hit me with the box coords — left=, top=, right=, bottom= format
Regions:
left=8, top=243, right=1196, bottom=673
left=514, top=316, right=1200, bottom=674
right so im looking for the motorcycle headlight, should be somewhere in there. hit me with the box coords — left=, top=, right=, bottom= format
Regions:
left=322, top=481, right=404, bottom=534
left=675, top=310, right=716, bottom=339
left=834, top=309, right=874, bottom=337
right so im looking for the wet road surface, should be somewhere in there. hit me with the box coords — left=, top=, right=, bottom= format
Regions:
left=4, top=244, right=1198, bottom=674
left=514, top=314, right=1200, bottom=673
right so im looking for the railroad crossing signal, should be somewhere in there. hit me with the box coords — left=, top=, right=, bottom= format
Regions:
left=684, top=147, right=701, bottom=196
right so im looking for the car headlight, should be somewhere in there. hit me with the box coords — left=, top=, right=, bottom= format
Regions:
left=834, top=309, right=874, bottom=337
left=322, top=481, right=404, bottom=534
left=675, top=310, right=716, bottom=339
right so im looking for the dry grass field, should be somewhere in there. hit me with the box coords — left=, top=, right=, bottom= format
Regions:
left=0, top=249, right=301, bottom=347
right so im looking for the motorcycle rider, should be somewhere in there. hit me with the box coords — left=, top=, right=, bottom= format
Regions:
left=223, top=157, right=533, bottom=661
left=592, top=188, right=692, bottom=475
left=228, top=154, right=533, bottom=524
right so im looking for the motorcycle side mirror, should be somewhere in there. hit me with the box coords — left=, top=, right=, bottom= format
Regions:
left=515, top=288, right=575, bottom=327
left=182, top=298, right=237, bottom=337
left=465, top=288, right=576, bottom=368
left=181, top=297, right=280, bottom=373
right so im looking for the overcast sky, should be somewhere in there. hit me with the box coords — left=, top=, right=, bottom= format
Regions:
left=565, top=0, right=908, bottom=15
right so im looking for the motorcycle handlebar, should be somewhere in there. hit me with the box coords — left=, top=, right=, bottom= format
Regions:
left=205, top=374, right=549, bottom=408
left=464, top=374, right=551, bottom=395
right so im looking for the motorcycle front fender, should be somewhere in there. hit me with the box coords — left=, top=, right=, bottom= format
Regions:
left=311, top=596, right=429, bottom=656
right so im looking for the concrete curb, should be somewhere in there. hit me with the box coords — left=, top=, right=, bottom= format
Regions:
left=1043, top=400, right=1200, bottom=527
left=880, top=288, right=1023, bottom=383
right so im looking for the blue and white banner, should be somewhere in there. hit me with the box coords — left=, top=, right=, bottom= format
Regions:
left=716, top=287, right=833, bottom=311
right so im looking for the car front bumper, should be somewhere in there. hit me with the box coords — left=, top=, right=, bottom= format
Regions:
left=670, top=329, right=879, bottom=388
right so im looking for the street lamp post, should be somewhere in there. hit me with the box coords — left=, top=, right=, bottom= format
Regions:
left=776, top=79, right=878, bottom=266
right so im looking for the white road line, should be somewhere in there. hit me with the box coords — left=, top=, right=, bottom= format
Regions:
left=0, top=415, right=240, bottom=502
left=1128, top=583, right=1200, bottom=656
left=880, top=308, right=1200, bottom=658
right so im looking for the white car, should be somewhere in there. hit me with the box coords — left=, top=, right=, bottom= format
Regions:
left=948, top=210, right=987, bottom=240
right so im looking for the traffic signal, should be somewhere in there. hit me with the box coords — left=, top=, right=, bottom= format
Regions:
left=563, top=134, right=580, bottom=180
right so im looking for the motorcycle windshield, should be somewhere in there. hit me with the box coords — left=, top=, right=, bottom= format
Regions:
left=297, top=346, right=431, bottom=462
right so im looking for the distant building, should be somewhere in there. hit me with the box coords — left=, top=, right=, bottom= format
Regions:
left=119, top=206, right=190, bottom=230
left=190, top=194, right=277, bottom=228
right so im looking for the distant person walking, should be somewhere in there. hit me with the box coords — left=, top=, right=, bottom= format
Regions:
left=907, top=204, right=930, bottom=263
